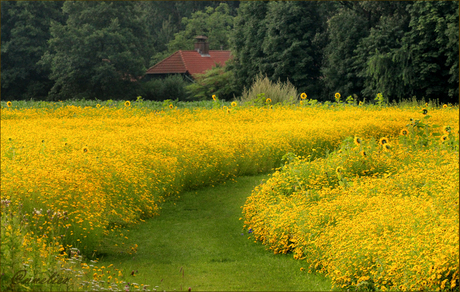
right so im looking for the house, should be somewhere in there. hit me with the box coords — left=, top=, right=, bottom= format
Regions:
left=144, top=36, right=232, bottom=82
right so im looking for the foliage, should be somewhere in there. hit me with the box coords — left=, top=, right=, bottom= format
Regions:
left=151, top=3, right=235, bottom=66
left=40, top=1, right=151, bottom=101
left=140, top=75, right=190, bottom=101
left=238, top=75, right=298, bottom=106
left=185, top=65, right=237, bottom=101
left=1, top=2, right=64, bottom=100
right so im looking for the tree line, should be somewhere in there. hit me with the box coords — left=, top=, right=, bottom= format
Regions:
left=1, top=1, right=458, bottom=103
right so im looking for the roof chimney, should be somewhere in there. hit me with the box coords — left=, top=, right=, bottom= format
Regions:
left=194, top=35, right=210, bottom=56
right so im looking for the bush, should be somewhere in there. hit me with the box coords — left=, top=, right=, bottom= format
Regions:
left=185, top=65, right=237, bottom=101
left=238, top=74, right=299, bottom=106
left=140, top=75, right=190, bottom=101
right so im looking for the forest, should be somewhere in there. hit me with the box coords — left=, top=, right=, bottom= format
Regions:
left=1, top=1, right=458, bottom=104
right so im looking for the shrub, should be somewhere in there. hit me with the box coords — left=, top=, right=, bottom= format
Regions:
left=186, top=65, right=237, bottom=101
left=140, top=75, right=190, bottom=101
left=238, top=74, right=299, bottom=106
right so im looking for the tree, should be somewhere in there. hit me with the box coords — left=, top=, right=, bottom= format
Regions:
left=41, top=1, right=152, bottom=100
left=262, top=2, right=329, bottom=98
left=230, top=1, right=270, bottom=94
left=1, top=1, right=64, bottom=100
left=151, top=3, right=235, bottom=66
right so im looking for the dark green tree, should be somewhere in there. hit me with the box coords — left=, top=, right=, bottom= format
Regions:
left=260, top=1, right=327, bottom=98
left=230, top=1, right=270, bottom=94
left=41, top=1, right=152, bottom=100
left=1, top=1, right=64, bottom=100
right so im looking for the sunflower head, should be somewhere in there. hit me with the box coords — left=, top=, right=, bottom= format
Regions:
left=334, top=92, right=341, bottom=101
left=383, top=144, right=391, bottom=151
left=443, top=104, right=448, bottom=108
left=6, top=101, right=12, bottom=107
left=124, top=101, right=131, bottom=107
left=360, top=150, right=367, bottom=157
left=359, top=101, right=363, bottom=106
left=231, top=101, right=237, bottom=107
left=441, top=135, right=449, bottom=142
left=443, top=126, right=451, bottom=134
left=169, top=104, right=174, bottom=109
left=335, top=166, right=344, bottom=174
left=421, top=108, right=428, bottom=115
left=300, top=100, right=304, bottom=105
left=227, top=108, right=231, bottom=114
left=301, top=93, right=307, bottom=100
left=96, top=104, right=101, bottom=108
left=400, top=128, right=409, bottom=136
left=379, top=137, right=389, bottom=145
left=212, top=95, right=217, bottom=101
left=82, top=147, right=89, bottom=153
left=266, top=98, right=272, bottom=104
left=354, top=137, right=362, bottom=146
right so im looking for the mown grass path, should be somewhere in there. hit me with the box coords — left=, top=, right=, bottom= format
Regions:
left=97, top=175, right=332, bottom=291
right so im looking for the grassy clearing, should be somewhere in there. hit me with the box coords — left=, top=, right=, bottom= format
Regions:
left=96, top=175, right=332, bottom=291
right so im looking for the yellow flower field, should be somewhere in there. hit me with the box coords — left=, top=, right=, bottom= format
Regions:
left=1, top=101, right=458, bottom=290
left=242, top=108, right=459, bottom=291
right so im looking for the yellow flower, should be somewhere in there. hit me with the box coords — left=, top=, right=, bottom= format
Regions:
left=169, top=104, right=174, bottom=109
left=360, top=150, right=367, bottom=157
left=231, top=101, right=237, bottom=107
left=300, top=267, right=305, bottom=271
left=354, top=137, right=362, bottom=146
left=421, top=108, right=428, bottom=115
left=359, top=101, right=363, bottom=106
left=336, top=167, right=343, bottom=174
left=7, top=101, right=12, bottom=107
left=301, top=93, right=307, bottom=100
left=441, top=135, right=449, bottom=142
left=443, top=104, right=448, bottom=108
left=96, top=104, right=101, bottom=108
left=266, top=98, right=272, bottom=104
left=379, top=137, right=389, bottom=145
left=335, top=93, right=341, bottom=100
left=383, top=144, right=391, bottom=151
left=400, top=128, right=409, bottom=136
left=124, top=101, right=131, bottom=107
left=300, top=100, right=304, bottom=105
left=212, top=95, right=217, bottom=101
left=227, top=108, right=231, bottom=114
left=82, top=147, right=89, bottom=153
left=443, top=126, right=451, bottom=134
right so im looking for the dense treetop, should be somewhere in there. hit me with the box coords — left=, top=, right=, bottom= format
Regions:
left=1, top=1, right=458, bottom=103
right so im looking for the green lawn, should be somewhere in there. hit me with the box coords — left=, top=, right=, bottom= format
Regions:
left=96, top=175, right=332, bottom=291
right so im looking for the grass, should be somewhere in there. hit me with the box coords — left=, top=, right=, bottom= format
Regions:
left=96, top=174, right=332, bottom=291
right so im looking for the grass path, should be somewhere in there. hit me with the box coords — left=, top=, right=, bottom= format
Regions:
left=97, top=175, right=332, bottom=291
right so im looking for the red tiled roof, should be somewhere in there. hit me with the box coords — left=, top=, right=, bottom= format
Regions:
left=146, top=50, right=232, bottom=76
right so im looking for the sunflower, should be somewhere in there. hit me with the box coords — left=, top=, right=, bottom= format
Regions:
left=383, top=144, right=391, bottom=151
left=6, top=101, right=12, bottom=107
left=354, top=136, right=362, bottom=146
left=443, top=104, right=448, bottom=108
left=266, top=98, right=272, bottom=104
left=360, top=150, right=367, bottom=157
left=443, top=126, right=451, bottom=134
left=301, top=93, right=307, bottom=100
left=169, top=104, right=174, bottom=109
left=124, top=101, right=131, bottom=107
left=82, top=147, right=89, bottom=153
left=212, top=95, right=217, bottom=101
left=379, top=137, right=389, bottom=145
left=441, top=135, right=449, bottom=142
left=96, top=104, right=101, bottom=108
left=231, top=101, right=237, bottom=107
left=421, top=108, right=428, bottom=115
left=335, top=166, right=343, bottom=174
left=334, top=92, right=341, bottom=100
left=227, top=108, right=231, bottom=114
left=300, top=100, right=304, bottom=105
left=400, top=128, right=409, bottom=136
left=359, top=101, right=363, bottom=106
